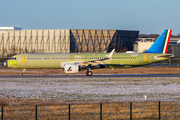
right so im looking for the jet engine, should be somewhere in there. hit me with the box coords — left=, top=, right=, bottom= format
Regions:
left=64, top=64, right=81, bottom=73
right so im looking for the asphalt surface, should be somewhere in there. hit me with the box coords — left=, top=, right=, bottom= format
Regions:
left=0, top=74, right=180, bottom=78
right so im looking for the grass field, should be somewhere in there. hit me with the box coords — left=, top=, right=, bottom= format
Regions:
left=0, top=77, right=179, bottom=119
left=1, top=101, right=180, bottom=119
left=0, top=77, right=179, bottom=103
left=0, top=66, right=180, bottom=119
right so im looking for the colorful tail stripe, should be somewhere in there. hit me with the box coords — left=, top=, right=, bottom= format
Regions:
left=144, top=29, right=172, bottom=53
left=163, top=30, right=172, bottom=53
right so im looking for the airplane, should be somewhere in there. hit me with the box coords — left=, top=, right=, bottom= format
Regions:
left=3, top=29, right=173, bottom=76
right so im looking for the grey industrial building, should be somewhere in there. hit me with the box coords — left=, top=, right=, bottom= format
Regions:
left=168, top=38, right=180, bottom=58
left=135, top=37, right=180, bottom=57
left=0, top=27, right=139, bottom=57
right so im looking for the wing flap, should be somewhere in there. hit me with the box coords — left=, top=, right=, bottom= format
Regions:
left=75, top=49, right=115, bottom=66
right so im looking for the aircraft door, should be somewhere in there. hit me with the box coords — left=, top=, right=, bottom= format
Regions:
left=75, top=55, right=81, bottom=61
left=21, top=55, right=26, bottom=63
left=143, top=54, right=147, bottom=62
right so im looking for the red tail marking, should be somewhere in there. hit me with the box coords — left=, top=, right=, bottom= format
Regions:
left=165, top=30, right=172, bottom=53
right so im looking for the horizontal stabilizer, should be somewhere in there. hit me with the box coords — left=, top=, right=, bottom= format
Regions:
left=154, top=54, right=174, bottom=60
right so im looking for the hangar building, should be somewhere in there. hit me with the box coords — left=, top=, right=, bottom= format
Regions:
left=0, top=27, right=22, bottom=33
left=134, top=38, right=180, bottom=57
left=0, top=28, right=139, bottom=57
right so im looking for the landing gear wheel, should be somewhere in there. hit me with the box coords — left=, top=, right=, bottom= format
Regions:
left=22, top=73, right=26, bottom=76
left=86, top=71, right=92, bottom=76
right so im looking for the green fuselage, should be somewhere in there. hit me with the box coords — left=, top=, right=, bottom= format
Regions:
left=7, top=53, right=169, bottom=69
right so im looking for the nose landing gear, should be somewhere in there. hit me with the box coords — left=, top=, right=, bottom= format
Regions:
left=22, top=69, right=26, bottom=76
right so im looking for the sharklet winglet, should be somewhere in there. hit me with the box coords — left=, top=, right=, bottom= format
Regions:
left=107, top=49, right=115, bottom=58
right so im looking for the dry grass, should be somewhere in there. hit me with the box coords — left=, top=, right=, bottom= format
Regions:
left=0, top=67, right=179, bottom=119
left=0, top=100, right=180, bottom=119
left=1, top=66, right=180, bottom=75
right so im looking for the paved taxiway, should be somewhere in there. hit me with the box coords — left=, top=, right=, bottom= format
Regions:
left=0, top=74, right=180, bottom=78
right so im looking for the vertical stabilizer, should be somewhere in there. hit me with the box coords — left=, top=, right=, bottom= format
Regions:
left=144, top=29, right=172, bottom=53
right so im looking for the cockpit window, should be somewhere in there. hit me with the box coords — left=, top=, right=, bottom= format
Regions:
left=10, top=57, right=17, bottom=60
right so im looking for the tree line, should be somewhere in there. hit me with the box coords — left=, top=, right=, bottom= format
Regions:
left=139, top=34, right=180, bottom=38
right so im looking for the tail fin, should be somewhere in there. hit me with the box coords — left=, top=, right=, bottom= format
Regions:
left=144, top=29, right=172, bottom=53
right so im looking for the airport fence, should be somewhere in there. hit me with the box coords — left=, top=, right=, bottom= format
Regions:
left=0, top=101, right=180, bottom=120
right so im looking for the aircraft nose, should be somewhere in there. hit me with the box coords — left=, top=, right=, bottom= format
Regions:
left=4, top=61, right=7, bottom=67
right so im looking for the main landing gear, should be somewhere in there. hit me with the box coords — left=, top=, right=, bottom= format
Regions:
left=85, top=66, right=92, bottom=76
left=86, top=71, right=92, bottom=76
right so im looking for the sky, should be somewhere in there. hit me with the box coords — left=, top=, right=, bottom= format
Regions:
left=0, top=0, right=180, bottom=35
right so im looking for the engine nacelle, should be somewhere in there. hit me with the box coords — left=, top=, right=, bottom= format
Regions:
left=64, top=64, right=80, bottom=73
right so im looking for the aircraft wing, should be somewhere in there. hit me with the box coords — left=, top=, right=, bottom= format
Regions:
left=75, top=49, right=115, bottom=66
